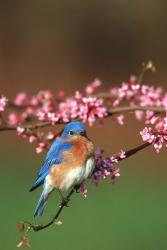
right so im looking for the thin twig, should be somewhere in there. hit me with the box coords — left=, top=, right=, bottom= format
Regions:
left=107, top=106, right=166, bottom=115
left=115, top=141, right=150, bottom=161
left=24, top=141, right=151, bottom=232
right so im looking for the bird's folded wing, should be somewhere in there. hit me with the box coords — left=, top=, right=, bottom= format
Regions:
left=30, top=140, right=73, bottom=191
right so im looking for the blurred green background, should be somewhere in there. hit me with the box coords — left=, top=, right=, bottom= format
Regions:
left=0, top=1, right=167, bottom=250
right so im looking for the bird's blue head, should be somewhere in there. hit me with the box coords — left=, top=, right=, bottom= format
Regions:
left=61, top=121, right=86, bottom=139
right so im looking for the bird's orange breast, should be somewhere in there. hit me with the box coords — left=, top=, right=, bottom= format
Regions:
left=48, top=137, right=94, bottom=190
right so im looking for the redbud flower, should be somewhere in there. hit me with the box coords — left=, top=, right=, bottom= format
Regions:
left=28, top=135, right=37, bottom=143
left=14, top=92, right=28, bottom=106
left=58, top=90, right=65, bottom=98
left=117, top=150, right=126, bottom=159
left=36, top=142, right=47, bottom=154
left=17, top=126, right=25, bottom=136
left=111, top=168, right=120, bottom=184
left=85, top=79, right=101, bottom=95
left=8, top=112, right=20, bottom=125
left=116, top=115, right=124, bottom=125
left=92, top=148, right=121, bottom=186
left=140, top=127, right=155, bottom=143
left=46, top=131, right=55, bottom=140
left=80, top=183, right=88, bottom=198
left=0, top=96, right=8, bottom=112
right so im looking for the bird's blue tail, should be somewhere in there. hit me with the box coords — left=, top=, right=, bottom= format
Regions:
left=34, top=191, right=47, bottom=217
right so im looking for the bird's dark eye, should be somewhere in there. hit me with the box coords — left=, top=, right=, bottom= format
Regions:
left=69, top=130, right=74, bottom=136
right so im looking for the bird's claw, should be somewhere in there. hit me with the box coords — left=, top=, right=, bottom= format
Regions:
left=74, top=184, right=80, bottom=193
left=60, top=197, right=69, bottom=207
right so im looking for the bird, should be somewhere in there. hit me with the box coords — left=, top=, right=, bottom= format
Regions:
left=30, top=121, right=95, bottom=217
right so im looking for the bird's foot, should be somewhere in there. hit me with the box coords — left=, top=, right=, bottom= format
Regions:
left=60, top=197, right=70, bottom=207
left=74, top=184, right=80, bottom=193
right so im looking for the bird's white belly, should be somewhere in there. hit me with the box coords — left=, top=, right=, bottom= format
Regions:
left=60, top=157, right=95, bottom=191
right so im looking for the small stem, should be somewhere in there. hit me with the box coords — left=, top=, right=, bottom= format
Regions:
left=23, top=141, right=152, bottom=233
left=107, top=106, right=165, bottom=116
left=26, top=189, right=75, bottom=232
left=116, top=142, right=150, bottom=161
left=138, top=68, right=146, bottom=85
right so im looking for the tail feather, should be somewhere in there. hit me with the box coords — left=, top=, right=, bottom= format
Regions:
left=34, top=191, right=47, bottom=217
left=33, top=180, right=54, bottom=217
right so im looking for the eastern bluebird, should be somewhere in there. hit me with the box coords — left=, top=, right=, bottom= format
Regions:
left=30, top=121, right=95, bottom=217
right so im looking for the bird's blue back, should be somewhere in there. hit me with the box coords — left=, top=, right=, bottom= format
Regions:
left=30, top=138, right=73, bottom=191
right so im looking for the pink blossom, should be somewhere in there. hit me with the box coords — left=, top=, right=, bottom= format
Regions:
left=47, top=112, right=60, bottom=124
left=36, top=110, right=47, bottom=121
left=58, top=96, right=107, bottom=126
left=58, top=90, right=65, bottom=98
left=80, top=183, right=88, bottom=198
left=111, top=168, right=120, bottom=184
left=29, top=135, right=36, bottom=143
left=92, top=148, right=121, bottom=185
left=140, top=127, right=155, bottom=143
left=46, top=131, right=55, bottom=140
left=129, top=75, right=138, bottom=85
left=36, top=142, right=47, bottom=154
left=135, top=111, right=144, bottom=121
left=140, top=124, right=167, bottom=153
left=21, top=107, right=35, bottom=122
left=85, top=79, right=101, bottom=95
left=36, top=90, right=53, bottom=103
left=75, top=91, right=83, bottom=99
left=116, top=115, right=124, bottom=125
left=17, top=126, right=25, bottom=136
left=81, top=97, right=107, bottom=126
left=117, top=150, right=126, bottom=159
left=8, top=112, right=20, bottom=125
left=153, top=140, right=163, bottom=153
left=0, top=96, right=8, bottom=112
left=14, top=92, right=28, bottom=106
left=30, top=96, right=39, bottom=106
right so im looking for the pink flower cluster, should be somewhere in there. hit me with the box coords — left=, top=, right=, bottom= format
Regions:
left=16, top=125, right=58, bottom=154
left=109, top=76, right=167, bottom=151
left=6, top=80, right=106, bottom=128
left=110, top=75, right=167, bottom=108
left=0, top=76, right=167, bottom=154
left=58, top=93, right=107, bottom=126
left=140, top=118, right=167, bottom=153
left=85, top=79, right=101, bottom=95
left=10, top=91, right=57, bottom=125
left=92, top=148, right=123, bottom=185
left=79, top=148, right=125, bottom=197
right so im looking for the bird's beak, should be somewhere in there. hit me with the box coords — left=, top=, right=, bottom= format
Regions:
left=79, top=131, right=90, bottom=140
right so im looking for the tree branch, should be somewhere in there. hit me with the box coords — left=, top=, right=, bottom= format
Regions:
left=0, top=106, right=166, bottom=132
left=107, top=105, right=166, bottom=115
left=23, top=141, right=151, bottom=233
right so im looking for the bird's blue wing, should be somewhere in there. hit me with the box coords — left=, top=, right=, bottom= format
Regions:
left=30, top=138, right=73, bottom=191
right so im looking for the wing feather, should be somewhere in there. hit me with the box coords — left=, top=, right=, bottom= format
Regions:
left=29, top=138, right=72, bottom=191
